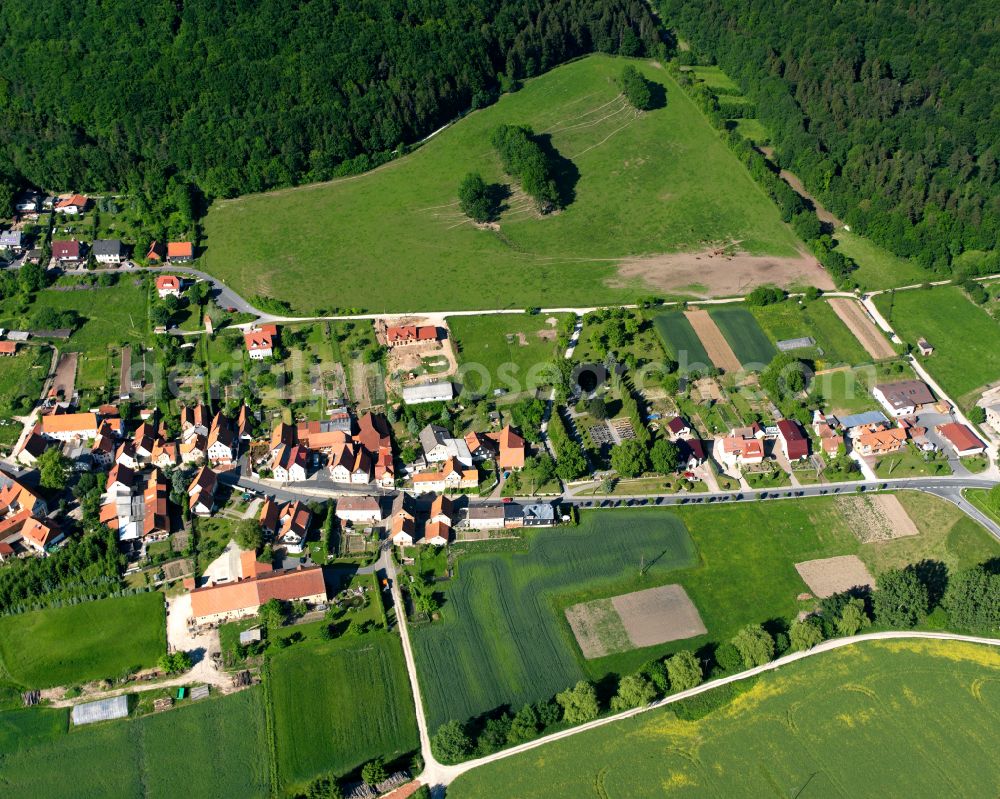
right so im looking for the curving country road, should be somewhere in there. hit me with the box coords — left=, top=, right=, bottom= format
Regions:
left=413, top=630, right=1000, bottom=788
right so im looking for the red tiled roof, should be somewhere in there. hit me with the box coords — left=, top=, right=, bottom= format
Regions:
left=938, top=422, right=985, bottom=453
left=51, top=240, right=80, bottom=259
left=386, top=325, right=437, bottom=344
left=167, top=241, right=193, bottom=258
left=156, top=275, right=180, bottom=291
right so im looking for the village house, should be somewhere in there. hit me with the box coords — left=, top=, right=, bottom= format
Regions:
left=206, top=412, right=236, bottom=465
left=429, top=494, right=454, bottom=526
left=181, top=404, right=211, bottom=441
left=0, top=230, right=23, bottom=251
left=812, top=412, right=845, bottom=457
left=385, top=324, right=438, bottom=347
left=156, top=275, right=182, bottom=298
left=0, top=475, right=56, bottom=557
left=490, top=425, right=526, bottom=471
left=180, top=435, right=206, bottom=464
left=151, top=439, right=179, bottom=469
left=462, top=502, right=506, bottom=530
left=114, top=440, right=140, bottom=471
left=15, top=431, right=50, bottom=466
left=40, top=412, right=98, bottom=442
left=54, top=194, right=88, bottom=214
left=167, top=241, right=194, bottom=262
left=419, top=424, right=472, bottom=467
left=410, top=457, right=478, bottom=493
left=276, top=501, right=312, bottom=554
left=146, top=241, right=165, bottom=262
left=715, top=430, right=765, bottom=470
left=391, top=514, right=416, bottom=546
left=244, top=324, right=278, bottom=360
left=297, top=419, right=350, bottom=450
left=388, top=493, right=417, bottom=528
left=521, top=502, right=557, bottom=527
left=464, top=431, right=499, bottom=461
left=983, top=402, right=1000, bottom=436
left=853, top=426, right=908, bottom=457
left=776, top=419, right=809, bottom=461
left=189, top=565, right=327, bottom=625
left=335, top=496, right=383, bottom=526
left=872, top=380, right=935, bottom=417
left=936, top=422, right=986, bottom=457
left=677, top=437, right=707, bottom=470
left=187, top=466, right=218, bottom=516
left=272, top=444, right=308, bottom=482
left=423, top=520, right=451, bottom=546
left=664, top=416, right=692, bottom=441
left=14, top=192, right=40, bottom=213
left=328, top=442, right=371, bottom=484
left=92, top=239, right=125, bottom=265
left=51, top=239, right=81, bottom=263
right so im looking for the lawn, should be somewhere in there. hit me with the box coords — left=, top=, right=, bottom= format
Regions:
left=448, top=312, right=571, bottom=394
left=447, top=639, right=1000, bottom=798
left=965, top=488, right=1000, bottom=527
left=268, top=630, right=418, bottom=790
left=874, top=445, right=953, bottom=479
left=200, top=55, right=802, bottom=313
left=0, top=687, right=270, bottom=798
left=834, top=230, right=931, bottom=290
left=731, top=117, right=770, bottom=144
left=413, top=496, right=999, bottom=730
left=750, top=298, right=871, bottom=366
left=0, top=593, right=166, bottom=688
left=874, top=285, right=1000, bottom=407
left=652, top=310, right=710, bottom=372
left=707, top=306, right=775, bottom=367
left=0, top=277, right=150, bottom=394
left=0, top=346, right=48, bottom=417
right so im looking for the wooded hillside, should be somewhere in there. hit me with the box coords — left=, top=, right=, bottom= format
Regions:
left=0, top=0, right=658, bottom=203
left=662, top=0, right=1000, bottom=273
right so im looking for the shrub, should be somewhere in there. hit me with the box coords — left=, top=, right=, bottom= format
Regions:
left=620, top=65, right=653, bottom=110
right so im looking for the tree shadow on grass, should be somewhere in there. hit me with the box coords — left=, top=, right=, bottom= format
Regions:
left=486, top=183, right=512, bottom=221
left=533, top=133, right=579, bottom=209
left=646, top=80, right=667, bottom=111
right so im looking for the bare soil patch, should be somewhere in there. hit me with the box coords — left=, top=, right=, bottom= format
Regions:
left=612, top=584, right=707, bottom=648
left=565, top=598, right=631, bottom=659
left=685, top=310, right=742, bottom=373
left=795, top=555, right=874, bottom=598
left=759, top=146, right=844, bottom=228
left=612, top=247, right=834, bottom=297
left=827, top=298, right=896, bottom=360
left=51, top=352, right=78, bottom=400
left=836, top=494, right=919, bottom=543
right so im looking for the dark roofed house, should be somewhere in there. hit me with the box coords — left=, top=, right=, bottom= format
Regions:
left=776, top=419, right=809, bottom=460
left=665, top=416, right=691, bottom=440
left=51, top=240, right=81, bottom=262
left=92, top=239, right=125, bottom=264
left=873, top=380, right=935, bottom=417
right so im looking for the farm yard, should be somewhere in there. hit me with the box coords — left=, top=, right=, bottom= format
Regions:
left=0, top=687, right=270, bottom=799
left=200, top=55, right=806, bottom=313
left=412, top=494, right=999, bottom=730
left=267, top=630, right=418, bottom=790
left=447, top=312, right=572, bottom=394
left=446, top=639, right=1000, bottom=798
left=874, top=284, right=1000, bottom=407
left=0, top=593, right=166, bottom=689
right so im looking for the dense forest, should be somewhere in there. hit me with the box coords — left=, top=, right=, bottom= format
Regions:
left=0, top=0, right=660, bottom=207
left=661, top=0, right=1000, bottom=273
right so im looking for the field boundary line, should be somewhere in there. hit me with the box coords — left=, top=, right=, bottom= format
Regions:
left=427, top=631, right=1000, bottom=786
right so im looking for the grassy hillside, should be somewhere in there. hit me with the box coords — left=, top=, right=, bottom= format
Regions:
left=0, top=593, right=166, bottom=688
left=448, top=639, right=1000, bottom=797
left=412, top=495, right=997, bottom=729
left=201, top=55, right=802, bottom=313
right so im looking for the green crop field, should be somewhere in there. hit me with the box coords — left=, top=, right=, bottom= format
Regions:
left=653, top=311, right=711, bottom=372
left=0, top=688, right=270, bottom=799
left=751, top=299, right=870, bottom=366
left=875, top=285, right=1000, bottom=406
left=447, top=312, right=571, bottom=393
left=413, top=496, right=998, bottom=730
left=0, top=346, right=48, bottom=417
left=448, top=639, right=1000, bottom=798
left=268, top=631, right=418, bottom=790
left=707, top=307, right=775, bottom=367
left=0, top=593, right=166, bottom=688
left=200, top=55, right=802, bottom=313
left=835, top=230, right=931, bottom=290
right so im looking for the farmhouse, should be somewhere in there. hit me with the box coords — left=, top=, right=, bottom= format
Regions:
left=872, top=380, right=934, bottom=417
left=272, top=444, right=308, bottom=482
left=167, top=241, right=194, bottom=262
left=92, top=239, right=125, bottom=264
left=335, top=496, right=383, bottom=525
left=188, top=466, right=218, bottom=516
left=297, top=419, right=350, bottom=450
left=156, top=275, right=182, bottom=298
left=51, top=239, right=81, bottom=263
left=463, top=502, right=506, bottom=530
left=403, top=382, right=453, bottom=405
left=189, top=565, right=327, bottom=625
left=244, top=324, right=278, bottom=360
left=40, top=412, right=98, bottom=442
left=385, top=324, right=438, bottom=347
left=55, top=194, right=88, bottom=214
left=776, top=419, right=809, bottom=461
left=936, top=422, right=986, bottom=457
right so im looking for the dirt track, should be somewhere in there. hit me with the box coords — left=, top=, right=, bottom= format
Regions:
left=685, top=310, right=742, bottom=372
left=827, top=298, right=896, bottom=359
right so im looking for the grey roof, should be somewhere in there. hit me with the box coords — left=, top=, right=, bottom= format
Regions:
left=402, top=382, right=453, bottom=404
left=522, top=502, right=556, bottom=522
left=92, top=239, right=124, bottom=256
left=874, top=380, right=935, bottom=410
left=467, top=502, right=505, bottom=520
left=833, top=410, right=889, bottom=429
left=0, top=230, right=22, bottom=247
left=71, top=695, right=129, bottom=725
left=419, top=424, right=449, bottom=454
left=239, top=627, right=262, bottom=645
left=776, top=336, right=815, bottom=352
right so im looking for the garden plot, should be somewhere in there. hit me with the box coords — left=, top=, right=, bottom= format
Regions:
left=566, top=584, right=706, bottom=659
left=795, top=555, right=874, bottom=598
left=827, top=298, right=895, bottom=360
left=684, top=309, right=742, bottom=373
left=838, top=494, right=919, bottom=543
left=708, top=306, right=776, bottom=367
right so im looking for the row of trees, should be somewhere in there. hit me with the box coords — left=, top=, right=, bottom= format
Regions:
left=0, top=0, right=659, bottom=204
left=490, top=124, right=561, bottom=209
left=432, top=648, right=704, bottom=763
left=662, top=0, right=1000, bottom=275
left=547, top=407, right=589, bottom=480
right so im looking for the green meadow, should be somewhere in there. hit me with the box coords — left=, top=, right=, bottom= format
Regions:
left=200, top=55, right=801, bottom=313
left=448, top=639, right=1000, bottom=798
